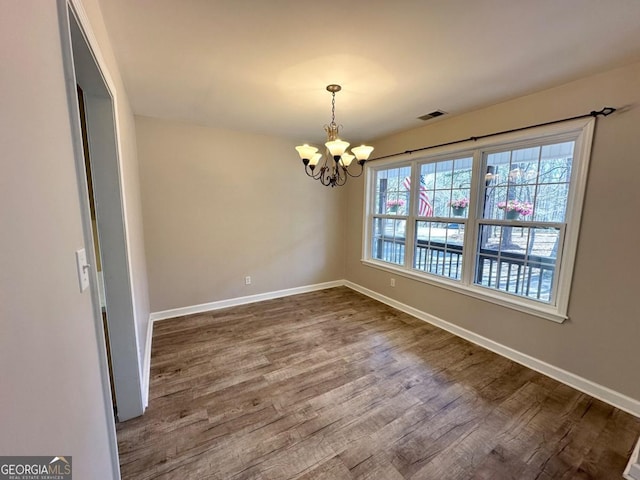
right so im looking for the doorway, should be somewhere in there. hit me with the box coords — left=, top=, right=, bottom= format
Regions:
left=77, top=85, right=117, bottom=414
left=60, top=1, right=144, bottom=424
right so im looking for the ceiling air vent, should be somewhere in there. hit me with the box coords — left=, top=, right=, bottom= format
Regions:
left=418, top=110, right=447, bottom=121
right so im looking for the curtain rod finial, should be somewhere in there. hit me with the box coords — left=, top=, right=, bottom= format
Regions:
left=592, top=107, right=616, bottom=117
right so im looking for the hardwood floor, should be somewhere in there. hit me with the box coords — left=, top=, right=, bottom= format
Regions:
left=117, top=287, right=640, bottom=479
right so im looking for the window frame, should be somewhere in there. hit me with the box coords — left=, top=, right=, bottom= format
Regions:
left=369, top=163, right=413, bottom=267
left=409, top=153, right=475, bottom=281
left=362, top=117, right=595, bottom=323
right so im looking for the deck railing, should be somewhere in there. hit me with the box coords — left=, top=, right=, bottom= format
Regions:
left=373, top=236, right=555, bottom=301
left=475, top=248, right=555, bottom=301
left=414, top=240, right=463, bottom=280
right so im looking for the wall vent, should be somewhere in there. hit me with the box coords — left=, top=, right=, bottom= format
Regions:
left=418, top=110, right=447, bottom=121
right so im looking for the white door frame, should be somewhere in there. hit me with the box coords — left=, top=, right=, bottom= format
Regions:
left=57, top=0, right=145, bottom=476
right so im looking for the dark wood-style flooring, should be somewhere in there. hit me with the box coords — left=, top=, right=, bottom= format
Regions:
left=117, top=287, right=640, bottom=479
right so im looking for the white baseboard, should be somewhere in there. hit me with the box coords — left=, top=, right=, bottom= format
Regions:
left=625, top=438, right=640, bottom=480
left=149, top=280, right=344, bottom=322
left=344, top=280, right=640, bottom=419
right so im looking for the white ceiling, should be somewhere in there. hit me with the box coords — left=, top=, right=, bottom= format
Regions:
left=98, top=0, right=640, bottom=145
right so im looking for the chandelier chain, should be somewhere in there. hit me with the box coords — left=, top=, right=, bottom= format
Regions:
left=330, top=91, right=336, bottom=127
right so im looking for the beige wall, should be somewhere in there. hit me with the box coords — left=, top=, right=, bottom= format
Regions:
left=136, top=116, right=346, bottom=312
left=0, top=0, right=117, bottom=477
left=0, top=0, right=152, bottom=474
left=346, top=61, right=640, bottom=401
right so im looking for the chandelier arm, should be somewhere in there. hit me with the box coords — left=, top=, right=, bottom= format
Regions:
left=305, top=164, right=322, bottom=179
left=331, top=166, right=339, bottom=187
left=343, top=162, right=365, bottom=178
left=306, top=155, right=335, bottom=179
left=322, top=158, right=334, bottom=186
left=337, top=164, right=349, bottom=187
left=320, top=168, right=332, bottom=186
left=305, top=167, right=324, bottom=180
left=315, top=163, right=329, bottom=185
left=304, top=165, right=316, bottom=177
left=320, top=160, right=333, bottom=181
left=316, top=166, right=327, bottom=180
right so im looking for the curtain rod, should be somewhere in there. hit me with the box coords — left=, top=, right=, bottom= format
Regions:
left=369, top=106, right=616, bottom=162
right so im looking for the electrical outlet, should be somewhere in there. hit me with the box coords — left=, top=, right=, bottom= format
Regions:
left=390, top=278, right=396, bottom=287
left=245, top=276, right=251, bottom=285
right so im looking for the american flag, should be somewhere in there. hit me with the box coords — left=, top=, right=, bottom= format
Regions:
left=403, top=175, right=433, bottom=217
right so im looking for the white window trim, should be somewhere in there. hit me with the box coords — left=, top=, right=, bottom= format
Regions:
left=361, top=117, right=595, bottom=323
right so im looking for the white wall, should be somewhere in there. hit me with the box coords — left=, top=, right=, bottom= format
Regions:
left=0, top=1, right=117, bottom=477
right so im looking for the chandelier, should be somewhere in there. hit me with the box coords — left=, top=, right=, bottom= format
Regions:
left=295, top=84, right=374, bottom=187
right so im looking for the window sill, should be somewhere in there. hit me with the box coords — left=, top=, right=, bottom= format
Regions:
left=360, top=259, right=567, bottom=324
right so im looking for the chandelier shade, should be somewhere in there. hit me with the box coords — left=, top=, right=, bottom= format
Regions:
left=340, top=153, right=354, bottom=167
left=295, top=144, right=318, bottom=162
left=325, top=139, right=350, bottom=159
left=295, top=84, right=373, bottom=187
left=352, top=144, right=375, bottom=161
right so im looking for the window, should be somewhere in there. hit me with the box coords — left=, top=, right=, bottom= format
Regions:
left=371, top=165, right=411, bottom=265
left=413, top=156, right=472, bottom=280
left=363, top=119, right=595, bottom=322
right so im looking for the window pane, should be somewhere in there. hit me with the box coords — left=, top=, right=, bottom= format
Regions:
left=420, top=156, right=472, bottom=218
left=433, top=190, right=449, bottom=217
left=374, top=166, right=411, bottom=215
left=475, top=224, right=560, bottom=302
left=539, top=142, right=573, bottom=184
left=483, top=142, right=574, bottom=223
left=453, top=158, right=472, bottom=188
left=511, top=147, right=540, bottom=185
left=372, top=217, right=406, bottom=265
left=534, top=184, right=569, bottom=222
left=421, top=163, right=436, bottom=190
left=414, top=221, right=464, bottom=280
